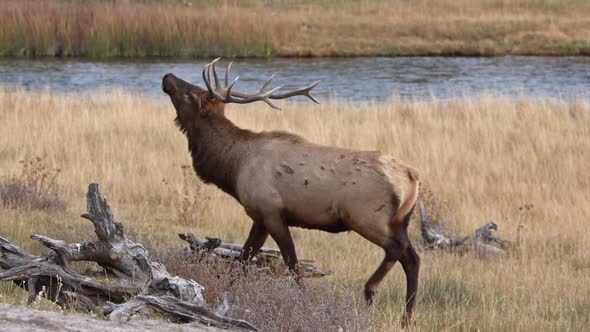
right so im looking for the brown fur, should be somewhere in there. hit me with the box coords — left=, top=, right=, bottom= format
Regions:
left=163, top=72, right=421, bottom=326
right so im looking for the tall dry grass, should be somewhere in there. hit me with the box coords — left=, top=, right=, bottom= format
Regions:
left=1, top=0, right=589, bottom=57
left=1, top=90, right=589, bottom=330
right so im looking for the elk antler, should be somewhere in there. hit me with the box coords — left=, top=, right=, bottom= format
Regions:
left=202, top=58, right=320, bottom=110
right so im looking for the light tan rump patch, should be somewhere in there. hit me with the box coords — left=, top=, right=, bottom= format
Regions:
left=378, top=155, right=420, bottom=222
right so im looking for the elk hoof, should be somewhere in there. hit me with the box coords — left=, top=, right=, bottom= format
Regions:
left=364, top=289, right=375, bottom=305
left=401, top=313, right=413, bottom=329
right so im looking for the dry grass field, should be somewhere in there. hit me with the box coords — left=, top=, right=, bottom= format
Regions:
left=1, top=90, right=589, bottom=330
left=1, top=0, right=590, bottom=57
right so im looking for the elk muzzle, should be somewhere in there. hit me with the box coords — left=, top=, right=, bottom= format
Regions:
left=162, top=73, right=177, bottom=94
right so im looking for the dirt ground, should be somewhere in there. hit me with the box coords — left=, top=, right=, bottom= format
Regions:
left=0, top=303, right=219, bottom=332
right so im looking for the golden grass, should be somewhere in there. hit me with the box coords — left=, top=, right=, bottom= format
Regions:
left=1, top=0, right=590, bottom=57
left=1, top=90, right=589, bottom=330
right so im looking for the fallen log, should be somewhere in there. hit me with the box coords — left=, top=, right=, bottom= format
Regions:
left=418, top=199, right=511, bottom=258
left=178, top=233, right=331, bottom=278
left=0, top=183, right=257, bottom=331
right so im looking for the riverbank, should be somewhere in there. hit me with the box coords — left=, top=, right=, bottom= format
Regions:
left=1, top=0, right=590, bottom=58
left=1, top=90, right=589, bottom=330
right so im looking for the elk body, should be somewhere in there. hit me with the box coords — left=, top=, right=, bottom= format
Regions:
left=162, top=59, right=421, bottom=325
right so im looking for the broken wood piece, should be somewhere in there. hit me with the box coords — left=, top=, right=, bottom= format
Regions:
left=418, top=200, right=469, bottom=250
left=418, top=199, right=510, bottom=258
left=109, top=295, right=257, bottom=331
left=475, top=220, right=510, bottom=250
left=178, top=232, right=331, bottom=278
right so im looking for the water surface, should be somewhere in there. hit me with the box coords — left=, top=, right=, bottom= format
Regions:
left=1, top=57, right=589, bottom=102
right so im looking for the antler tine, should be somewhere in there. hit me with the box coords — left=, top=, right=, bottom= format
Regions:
left=211, top=58, right=222, bottom=89
left=225, top=75, right=240, bottom=97
left=229, top=72, right=277, bottom=99
left=227, top=84, right=284, bottom=110
left=202, top=63, right=213, bottom=94
left=225, top=62, right=233, bottom=88
left=207, top=64, right=212, bottom=90
left=269, top=80, right=321, bottom=104
left=259, top=72, right=276, bottom=93
left=202, top=62, right=226, bottom=101
left=258, top=84, right=284, bottom=110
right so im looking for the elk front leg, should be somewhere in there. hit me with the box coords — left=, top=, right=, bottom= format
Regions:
left=264, top=217, right=300, bottom=280
left=240, top=222, right=269, bottom=261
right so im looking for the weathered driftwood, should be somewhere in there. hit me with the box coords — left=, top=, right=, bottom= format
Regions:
left=178, top=233, right=331, bottom=278
left=0, top=183, right=257, bottom=331
left=418, top=200, right=511, bottom=258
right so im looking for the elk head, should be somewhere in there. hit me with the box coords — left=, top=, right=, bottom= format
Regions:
left=162, top=58, right=320, bottom=130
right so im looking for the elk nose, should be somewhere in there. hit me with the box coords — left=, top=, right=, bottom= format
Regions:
left=162, top=73, right=175, bottom=94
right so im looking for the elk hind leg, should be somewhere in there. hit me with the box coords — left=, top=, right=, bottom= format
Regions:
left=364, top=234, right=408, bottom=304
left=399, top=242, right=420, bottom=327
left=398, top=204, right=419, bottom=327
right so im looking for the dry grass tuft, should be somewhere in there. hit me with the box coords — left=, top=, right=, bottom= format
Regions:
left=155, top=248, right=372, bottom=331
left=171, top=165, right=212, bottom=226
left=0, top=157, right=66, bottom=211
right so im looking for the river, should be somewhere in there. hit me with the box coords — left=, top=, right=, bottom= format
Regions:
left=1, top=57, right=589, bottom=102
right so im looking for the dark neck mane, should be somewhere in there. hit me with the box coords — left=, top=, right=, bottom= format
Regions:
left=180, top=114, right=253, bottom=199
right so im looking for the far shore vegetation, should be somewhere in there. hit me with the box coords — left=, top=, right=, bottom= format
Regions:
left=1, top=0, right=589, bottom=59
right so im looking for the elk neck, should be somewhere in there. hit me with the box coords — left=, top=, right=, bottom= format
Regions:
left=180, top=112, right=253, bottom=199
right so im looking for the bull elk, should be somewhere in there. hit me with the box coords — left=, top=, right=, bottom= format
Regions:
left=162, top=58, right=421, bottom=326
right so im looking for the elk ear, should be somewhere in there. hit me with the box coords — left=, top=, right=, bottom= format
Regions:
left=189, top=91, right=202, bottom=111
